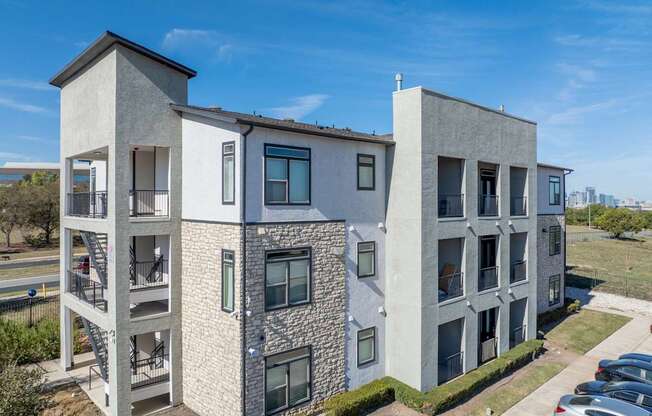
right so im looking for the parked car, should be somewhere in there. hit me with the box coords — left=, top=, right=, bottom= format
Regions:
left=575, top=381, right=652, bottom=411
left=620, top=353, right=652, bottom=364
left=596, top=359, right=652, bottom=385
left=554, top=394, right=651, bottom=415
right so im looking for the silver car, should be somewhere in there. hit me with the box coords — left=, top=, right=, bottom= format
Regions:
left=555, top=394, right=652, bottom=415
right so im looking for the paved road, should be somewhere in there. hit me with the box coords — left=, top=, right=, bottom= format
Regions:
left=0, top=274, right=59, bottom=294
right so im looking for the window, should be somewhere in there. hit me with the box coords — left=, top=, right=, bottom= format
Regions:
left=619, top=366, right=643, bottom=379
left=357, top=327, right=376, bottom=366
left=265, top=249, right=311, bottom=310
left=548, top=275, right=561, bottom=306
left=222, top=250, right=235, bottom=312
left=549, top=225, right=562, bottom=255
left=265, top=346, right=311, bottom=414
left=265, top=145, right=310, bottom=205
left=357, top=154, right=375, bottom=190
left=222, top=142, right=235, bottom=204
left=549, top=176, right=561, bottom=205
left=357, top=242, right=376, bottom=278
left=610, top=390, right=639, bottom=404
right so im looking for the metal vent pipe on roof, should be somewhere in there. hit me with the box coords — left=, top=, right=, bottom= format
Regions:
left=395, top=73, right=403, bottom=91
left=499, top=104, right=505, bottom=112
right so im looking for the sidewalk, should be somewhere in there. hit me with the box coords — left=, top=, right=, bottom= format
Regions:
left=504, top=310, right=652, bottom=415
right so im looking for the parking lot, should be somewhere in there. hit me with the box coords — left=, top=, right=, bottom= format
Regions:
left=504, top=309, right=652, bottom=415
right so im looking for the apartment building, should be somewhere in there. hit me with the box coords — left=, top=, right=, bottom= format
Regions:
left=52, top=32, right=569, bottom=416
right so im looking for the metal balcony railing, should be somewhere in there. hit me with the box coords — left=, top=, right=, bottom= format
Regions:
left=438, top=194, right=464, bottom=218
left=130, top=257, right=168, bottom=290
left=480, top=337, right=497, bottom=364
left=129, top=190, right=169, bottom=217
left=478, top=266, right=499, bottom=291
left=479, top=194, right=499, bottom=216
left=67, top=192, right=107, bottom=218
left=510, top=325, right=527, bottom=348
left=438, top=351, right=464, bottom=384
left=510, top=260, right=527, bottom=284
left=68, top=270, right=107, bottom=312
left=510, top=196, right=527, bottom=216
left=131, top=353, right=170, bottom=389
left=438, top=272, right=463, bottom=302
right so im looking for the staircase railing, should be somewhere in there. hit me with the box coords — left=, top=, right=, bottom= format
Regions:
left=81, top=318, right=108, bottom=384
left=80, top=231, right=108, bottom=288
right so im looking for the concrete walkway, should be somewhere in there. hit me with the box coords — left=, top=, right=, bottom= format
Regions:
left=504, top=310, right=652, bottom=415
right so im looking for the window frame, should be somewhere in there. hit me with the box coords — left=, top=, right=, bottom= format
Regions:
left=264, top=247, right=312, bottom=311
left=357, top=153, right=376, bottom=191
left=222, top=141, right=236, bottom=205
left=549, top=274, right=561, bottom=306
left=264, top=144, right=311, bottom=206
left=357, top=327, right=376, bottom=367
left=264, top=345, right=312, bottom=415
left=549, top=176, right=561, bottom=206
left=357, top=241, right=376, bottom=278
left=221, top=249, right=235, bottom=312
left=549, top=225, right=562, bottom=256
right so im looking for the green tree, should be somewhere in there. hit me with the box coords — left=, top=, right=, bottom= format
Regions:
left=0, top=363, right=47, bottom=415
left=0, top=186, right=23, bottom=248
left=594, top=208, right=645, bottom=238
left=640, top=211, right=652, bottom=230
left=18, top=172, right=59, bottom=246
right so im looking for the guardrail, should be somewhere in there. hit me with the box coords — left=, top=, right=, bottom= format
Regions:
left=510, top=260, right=527, bottom=284
left=67, top=192, right=108, bottom=218
left=438, top=351, right=464, bottom=383
left=129, top=190, right=169, bottom=217
left=479, top=266, right=499, bottom=291
left=438, top=194, right=464, bottom=218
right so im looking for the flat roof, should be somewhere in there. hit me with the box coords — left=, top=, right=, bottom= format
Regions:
left=50, top=31, right=197, bottom=88
left=0, top=162, right=90, bottom=175
left=171, top=104, right=394, bottom=145
left=537, top=162, right=574, bottom=172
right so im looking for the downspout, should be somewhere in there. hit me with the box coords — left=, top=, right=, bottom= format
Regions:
left=562, top=170, right=571, bottom=300
left=240, top=123, right=254, bottom=416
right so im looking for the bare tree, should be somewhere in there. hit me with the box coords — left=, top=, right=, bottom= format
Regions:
left=19, top=172, right=60, bottom=246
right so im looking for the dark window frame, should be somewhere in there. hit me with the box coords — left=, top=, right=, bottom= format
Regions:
left=221, top=249, right=235, bottom=312
left=549, top=274, right=561, bottom=306
left=549, top=176, right=561, bottom=206
left=222, top=141, right=236, bottom=205
left=264, top=143, right=311, bottom=206
left=357, top=327, right=376, bottom=367
left=357, top=241, right=376, bottom=278
left=264, top=345, right=312, bottom=415
left=357, top=153, right=376, bottom=191
left=549, top=225, right=562, bottom=256
left=264, top=247, right=312, bottom=312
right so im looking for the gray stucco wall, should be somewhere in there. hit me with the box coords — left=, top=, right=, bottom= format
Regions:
left=537, top=166, right=565, bottom=215
left=537, top=215, right=566, bottom=313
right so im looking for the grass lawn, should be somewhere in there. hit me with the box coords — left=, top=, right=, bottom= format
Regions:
left=0, top=264, right=59, bottom=281
left=567, top=225, right=605, bottom=233
left=567, top=236, right=652, bottom=300
left=546, top=309, right=632, bottom=354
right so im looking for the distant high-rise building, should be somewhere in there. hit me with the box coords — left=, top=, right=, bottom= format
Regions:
left=598, top=193, right=616, bottom=208
left=568, top=191, right=583, bottom=208
left=585, top=187, right=596, bottom=204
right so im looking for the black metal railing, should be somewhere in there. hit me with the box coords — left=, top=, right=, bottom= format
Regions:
left=438, top=272, right=464, bottom=302
left=67, top=192, right=107, bottom=218
left=479, top=194, right=499, bottom=216
left=510, top=196, right=527, bottom=216
left=68, top=270, right=107, bottom=312
left=0, top=295, right=59, bottom=326
left=129, top=190, right=169, bottom=217
left=131, top=353, right=170, bottom=390
left=130, top=257, right=168, bottom=289
left=510, top=325, right=526, bottom=348
left=510, top=260, right=527, bottom=284
left=438, top=194, right=464, bottom=218
left=478, top=266, right=499, bottom=291
left=480, top=337, right=497, bottom=364
left=438, top=351, right=464, bottom=384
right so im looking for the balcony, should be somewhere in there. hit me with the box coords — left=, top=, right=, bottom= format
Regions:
left=67, top=191, right=108, bottom=218
left=510, top=260, right=527, bottom=284
left=510, top=166, right=528, bottom=216
left=480, top=337, right=497, bottom=364
left=510, top=196, right=527, bottom=216
left=439, top=272, right=463, bottom=302
left=438, top=317, right=464, bottom=384
left=438, top=194, right=464, bottom=218
left=438, top=238, right=465, bottom=302
left=438, top=156, right=465, bottom=218
left=68, top=270, right=107, bottom=312
left=130, top=257, right=168, bottom=290
left=438, top=352, right=464, bottom=384
left=478, top=266, right=498, bottom=291
left=131, top=354, right=170, bottom=389
left=510, top=325, right=527, bottom=348
left=479, top=195, right=499, bottom=216
left=129, top=190, right=169, bottom=217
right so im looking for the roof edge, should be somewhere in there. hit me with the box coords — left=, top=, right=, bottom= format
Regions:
left=537, top=162, right=574, bottom=173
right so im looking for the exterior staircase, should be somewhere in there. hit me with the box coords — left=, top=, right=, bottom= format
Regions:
left=82, top=317, right=109, bottom=382
left=80, top=231, right=108, bottom=288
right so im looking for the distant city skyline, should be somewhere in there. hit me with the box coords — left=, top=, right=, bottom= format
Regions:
left=567, top=184, right=650, bottom=209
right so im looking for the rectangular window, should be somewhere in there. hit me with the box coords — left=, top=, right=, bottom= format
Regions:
left=222, top=142, right=235, bottom=204
left=265, top=248, right=311, bottom=310
left=357, top=154, right=375, bottom=190
left=357, top=242, right=376, bottom=278
left=265, top=144, right=310, bottom=205
left=357, top=327, right=376, bottom=366
left=265, top=346, right=311, bottom=414
left=549, top=275, right=561, bottom=306
left=549, top=225, right=562, bottom=255
left=549, top=176, right=561, bottom=206
left=222, top=250, right=235, bottom=312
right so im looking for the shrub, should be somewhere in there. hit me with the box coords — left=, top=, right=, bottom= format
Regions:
left=322, top=340, right=544, bottom=416
left=538, top=298, right=581, bottom=327
left=0, top=363, right=48, bottom=415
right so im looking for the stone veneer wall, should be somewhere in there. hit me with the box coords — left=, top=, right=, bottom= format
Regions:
left=181, top=220, right=243, bottom=416
left=244, top=221, right=347, bottom=416
left=536, top=215, right=566, bottom=314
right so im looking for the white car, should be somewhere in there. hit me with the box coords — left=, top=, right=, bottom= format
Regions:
left=555, top=394, right=652, bottom=415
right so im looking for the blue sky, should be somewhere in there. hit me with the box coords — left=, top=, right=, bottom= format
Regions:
left=1, top=0, right=651, bottom=199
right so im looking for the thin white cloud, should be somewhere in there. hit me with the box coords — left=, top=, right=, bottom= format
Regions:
left=217, top=44, right=233, bottom=62
left=16, top=135, right=52, bottom=143
left=0, top=79, right=54, bottom=91
left=0, top=97, right=48, bottom=113
left=556, top=63, right=596, bottom=83
left=0, top=152, right=32, bottom=162
left=546, top=99, right=619, bottom=125
left=162, top=29, right=219, bottom=49
left=269, top=94, right=330, bottom=120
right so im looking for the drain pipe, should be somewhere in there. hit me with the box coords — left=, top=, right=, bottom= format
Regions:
left=240, top=123, right=254, bottom=415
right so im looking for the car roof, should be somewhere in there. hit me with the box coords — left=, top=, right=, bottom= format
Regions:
left=607, top=359, right=652, bottom=370
left=561, top=395, right=652, bottom=415
left=604, top=381, right=652, bottom=394
left=621, top=353, right=652, bottom=362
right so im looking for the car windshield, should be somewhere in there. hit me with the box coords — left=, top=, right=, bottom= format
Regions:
left=569, top=396, right=593, bottom=406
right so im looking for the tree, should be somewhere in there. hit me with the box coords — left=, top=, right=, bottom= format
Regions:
left=640, top=211, right=652, bottom=230
left=0, top=186, right=22, bottom=248
left=0, top=363, right=47, bottom=415
left=594, top=208, right=645, bottom=238
left=18, top=172, right=59, bottom=246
